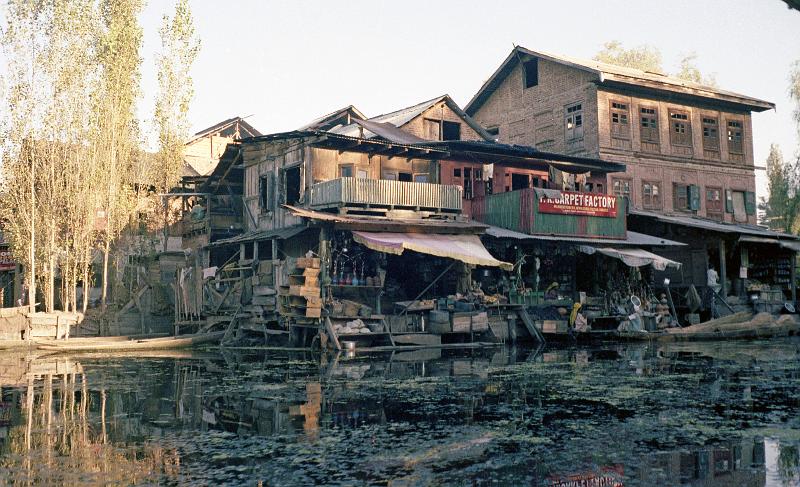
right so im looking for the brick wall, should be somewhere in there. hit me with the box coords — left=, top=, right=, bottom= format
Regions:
left=471, top=58, right=599, bottom=156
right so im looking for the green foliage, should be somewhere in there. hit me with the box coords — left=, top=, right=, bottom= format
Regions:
left=676, top=53, right=718, bottom=87
left=790, top=59, right=800, bottom=141
left=594, top=41, right=717, bottom=87
left=594, top=40, right=663, bottom=73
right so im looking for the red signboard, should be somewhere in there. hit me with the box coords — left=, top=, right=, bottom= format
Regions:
left=538, top=191, right=618, bottom=218
left=0, top=247, right=16, bottom=271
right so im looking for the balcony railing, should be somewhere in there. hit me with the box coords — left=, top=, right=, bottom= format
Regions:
left=308, top=177, right=462, bottom=213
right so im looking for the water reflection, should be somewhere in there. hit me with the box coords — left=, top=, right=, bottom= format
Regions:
left=0, top=340, right=799, bottom=486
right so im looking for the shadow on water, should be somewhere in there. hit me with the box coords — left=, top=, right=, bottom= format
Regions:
left=1, top=339, right=800, bottom=485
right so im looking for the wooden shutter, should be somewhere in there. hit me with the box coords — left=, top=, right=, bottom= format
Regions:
left=688, top=185, right=701, bottom=211
left=744, top=191, right=756, bottom=215
left=725, top=189, right=733, bottom=213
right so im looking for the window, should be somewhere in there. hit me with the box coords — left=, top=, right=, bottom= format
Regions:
left=463, top=168, right=473, bottom=199
left=673, top=183, right=700, bottom=211
left=565, top=103, right=583, bottom=140
left=640, top=107, right=659, bottom=144
left=442, top=121, right=461, bottom=141
left=356, top=168, right=368, bottom=179
left=669, top=110, right=692, bottom=146
left=523, top=58, right=539, bottom=88
left=398, top=172, right=412, bottom=182
left=453, top=168, right=461, bottom=178
left=702, top=117, right=719, bottom=151
left=284, top=166, right=301, bottom=205
left=610, top=101, right=630, bottom=138
left=706, top=187, right=723, bottom=218
left=339, top=164, right=353, bottom=178
left=511, top=173, right=530, bottom=191
left=259, top=174, right=273, bottom=212
left=382, top=170, right=397, bottom=181
left=725, top=189, right=755, bottom=221
left=612, top=178, right=631, bottom=198
left=486, top=126, right=499, bottom=137
left=423, top=118, right=440, bottom=140
left=413, top=174, right=429, bottom=183
left=642, top=181, right=661, bottom=209
left=727, top=120, right=743, bottom=154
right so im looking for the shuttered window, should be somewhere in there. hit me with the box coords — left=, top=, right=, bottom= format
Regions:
left=669, top=110, right=692, bottom=147
left=702, top=117, right=719, bottom=151
left=727, top=120, right=743, bottom=154
left=612, top=178, right=631, bottom=197
left=565, top=103, right=583, bottom=140
left=610, top=101, right=630, bottom=138
left=642, top=181, right=661, bottom=209
left=706, top=187, right=723, bottom=219
left=259, top=174, right=274, bottom=212
left=640, top=107, right=659, bottom=143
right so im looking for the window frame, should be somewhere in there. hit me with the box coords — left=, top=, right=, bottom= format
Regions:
left=339, top=164, right=354, bottom=178
left=258, top=174, right=273, bottom=213
left=523, top=58, right=539, bottom=89
left=641, top=180, right=662, bottom=209
left=726, top=119, right=744, bottom=155
left=639, top=106, right=660, bottom=145
left=668, top=109, right=692, bottom=147
left=442, top=121, right=461, bottom=141
left=565, top=102, right=584, bottom=140
left=706, top=186, right=723, bottom=219
left=701, top=116, right=720, bottom=152
left=611, top=178, right=631, bottom=198
left=609, top=100, right=630, bottom=139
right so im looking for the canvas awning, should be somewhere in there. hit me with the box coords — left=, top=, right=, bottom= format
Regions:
left=579, top=246, right=682, bottom=271
left=738, top=235, right=800, bottom=252
left=352, top=231, right=512, bottom=270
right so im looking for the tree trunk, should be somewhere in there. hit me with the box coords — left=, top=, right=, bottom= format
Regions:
left=101, top=238, right=110, bottom=311
left=81, top=259, right=90, bottom=313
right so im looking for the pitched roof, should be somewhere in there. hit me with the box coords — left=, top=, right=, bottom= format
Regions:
left=330, top=94, right=495, bottom=141
left=465, top=46, right=775, bottom=116
left=298, top=105, right=367, bottom=131
left=188, top=116, right=262, bottom=144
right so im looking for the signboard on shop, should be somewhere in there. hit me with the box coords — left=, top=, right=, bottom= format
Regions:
left=0, top=247, right=16, bottom=271
left=538, top=191, right=618, bottom=218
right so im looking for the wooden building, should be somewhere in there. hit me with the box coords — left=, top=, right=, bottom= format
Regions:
left=465, top=46, right=774, bottom=225
left=185, top=96, right=629, bottom=346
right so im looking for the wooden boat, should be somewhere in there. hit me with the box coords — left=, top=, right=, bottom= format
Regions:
left=618, top=312, right=800, bottom=342
left=35, top=331, right=224, bottom=352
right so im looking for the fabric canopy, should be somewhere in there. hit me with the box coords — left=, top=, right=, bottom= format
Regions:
left=579, top=246, right=682, bottom=271
left=352, top=231, right=513, bottom=270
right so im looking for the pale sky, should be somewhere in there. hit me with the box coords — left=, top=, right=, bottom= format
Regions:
left=5, top=1, right=800, bottom=197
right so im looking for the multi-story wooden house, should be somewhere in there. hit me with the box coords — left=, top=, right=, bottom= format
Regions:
left=465, top=47, right=775, bottom=225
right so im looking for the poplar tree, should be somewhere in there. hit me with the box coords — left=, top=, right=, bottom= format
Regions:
left=93, top=0, right=143, bottom=310
left=153, top=0, right=200, bottom=251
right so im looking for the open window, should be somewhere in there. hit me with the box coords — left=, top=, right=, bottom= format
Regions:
left=642, top=181, right=661, bottom=209
left=523, top=58, right=539, bottom=88
left=284, top=166, right=301, bottom=206
left=398, top=172, right=412, bottom=182
left=259, top=174, right=274, bottom=212
left=442, top=121, right=461, bottom=141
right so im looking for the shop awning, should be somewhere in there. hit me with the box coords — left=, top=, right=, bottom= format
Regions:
left=352, top=231, right=513, bottom=270
left=484, top=225, right=686, bottom=247
left=738, top=235, right=800, bottom=252
left=578, top=246, right=682, bottom=271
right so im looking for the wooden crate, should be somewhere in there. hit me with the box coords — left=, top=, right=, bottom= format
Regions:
left=296, top=257, right=320, bottom=269
left=289, top=285, right=320, bottom=298
left=305, top=307, right=322, bottom=318
left=451, top=312, right=475, bottom=333
left=302, top=268, right=320, bottom=278
left=471, top=311, right=489, bottom=332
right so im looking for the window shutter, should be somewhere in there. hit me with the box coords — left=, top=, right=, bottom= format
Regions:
left=688, top=185, right=701, bottom=211
left=725, top=189, right=733, bottom=213
left=268, top=174, right=276, bottom=210
left=744, top=191, right=756, bottom=216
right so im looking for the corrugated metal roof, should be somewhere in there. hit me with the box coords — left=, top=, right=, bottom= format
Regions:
left=351, top=119, right=428, bottom=145
left=465, top=46, right=775, bottom=116
left=631, top=210, right=800, bottom=240
left=206, top=225, right=309, bottom=248
left=483, top=224, right=686, bottom=247
left=284, top=205, right=488, bottom=233
left=739, top=236, right=800, bottom=252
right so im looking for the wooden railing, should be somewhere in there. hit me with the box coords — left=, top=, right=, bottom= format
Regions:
left=308, top=178, right=462, bottom=213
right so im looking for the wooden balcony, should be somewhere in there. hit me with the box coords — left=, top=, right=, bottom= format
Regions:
left=308, top=178, right=463, bottom=214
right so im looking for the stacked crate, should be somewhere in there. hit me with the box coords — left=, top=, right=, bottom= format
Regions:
left=279, top=257, right=322, bottom=320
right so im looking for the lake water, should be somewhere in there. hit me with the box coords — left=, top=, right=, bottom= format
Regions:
left=1, top=339, right=799, bottom=486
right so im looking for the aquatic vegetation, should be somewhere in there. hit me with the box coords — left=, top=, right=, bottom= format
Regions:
left=0, top=340, right=799, bottom=485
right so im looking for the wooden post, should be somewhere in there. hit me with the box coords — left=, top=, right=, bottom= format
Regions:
left=718, top=239, right=727, bottom=299
left=319, top=225, right=329, bottom=301
left=791, top=250, right=797, bottom=305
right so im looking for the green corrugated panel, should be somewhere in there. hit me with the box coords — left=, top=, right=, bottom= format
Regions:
left=484, top=191, right=522, bottom=232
